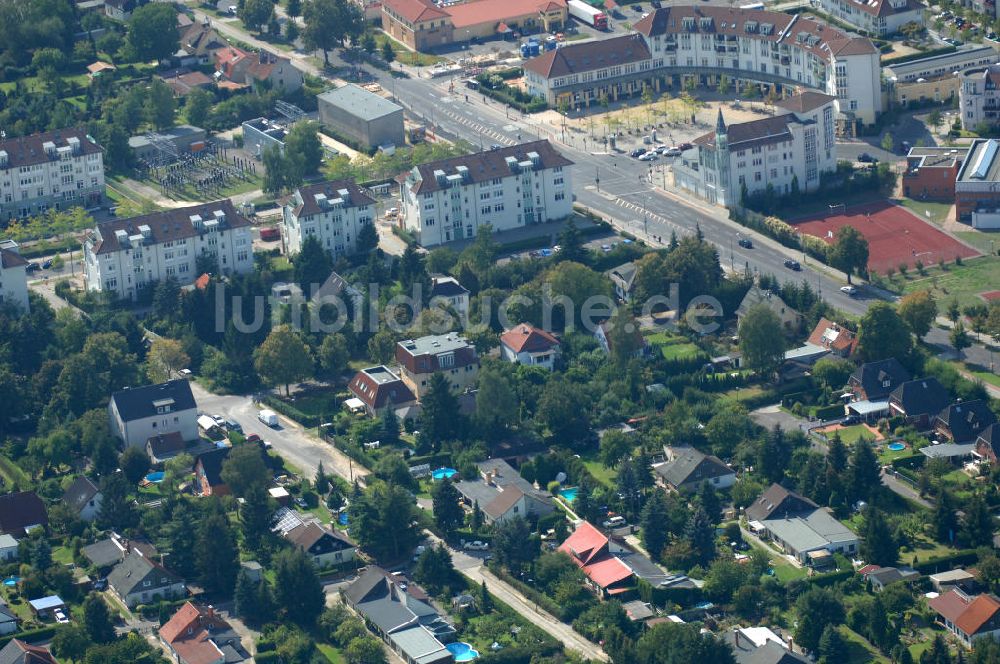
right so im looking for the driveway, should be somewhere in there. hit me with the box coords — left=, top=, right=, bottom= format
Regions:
left=189, top=381, right=368, bottom=485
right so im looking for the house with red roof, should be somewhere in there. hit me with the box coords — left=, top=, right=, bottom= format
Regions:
left=807, top=318, right=857, bottom=358
left=0, top=639, right=58, bottom=664
left=160, top=602, right=248, bottom=664
left=500, top=323, right=560, bottom=370
left=559, top=521, right=635, bottom=597
left=929, top=589, right=1000, bottom=648
left=214, top=47, right=302, bottom=93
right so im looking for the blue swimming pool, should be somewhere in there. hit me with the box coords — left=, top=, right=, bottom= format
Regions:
left=446, top=642, right=480, bottom=662
left=888, top=442, right=906, bottom=452
left=559, top=487, right=578, bottom=503
left=3, top=576, right=20, bottom=587
left=145, top=471, right=165, bottom=483
left=338, top=512, right=349, bottom=526
left=432, top=467, right=458, bottom=480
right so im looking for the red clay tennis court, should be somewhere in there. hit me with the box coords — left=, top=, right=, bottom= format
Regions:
left=790, top=200, right=979, bottom=274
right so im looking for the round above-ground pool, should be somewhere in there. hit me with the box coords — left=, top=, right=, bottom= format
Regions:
left=145, top=471, right=165, bottom=483
left=338, top=512, right=349, bottom=526
left=888, top=442, right=906, bottom=451
left=432, top=467, right=458, bottom=480
left=559, top=487, right=578, bottom=503
left=3, top=577, right=20, bottom=587
left=446, top=642, right=480, bottom=662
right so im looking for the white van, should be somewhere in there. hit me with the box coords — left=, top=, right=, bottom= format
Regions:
left=258, top=409, right=279, bottom=427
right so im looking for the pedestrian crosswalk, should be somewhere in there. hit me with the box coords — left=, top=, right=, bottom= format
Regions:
left=438, top=107, right=517, bottom=146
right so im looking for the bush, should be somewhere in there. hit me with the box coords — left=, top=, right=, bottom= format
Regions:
left=546, top=480, right=561, bottom=494
left=0, top=626, right=56, bottom=647
left=260, top=395, right=320, bottom=428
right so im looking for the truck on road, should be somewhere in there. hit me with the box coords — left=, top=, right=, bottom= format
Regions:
left=258, top=409, right=279, bottom=427
left=568, top=0, right=608, bottom=29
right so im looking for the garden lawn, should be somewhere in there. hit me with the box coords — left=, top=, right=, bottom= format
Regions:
left=899, top=255, right=1000, bottom=309
left=317, top=643, right=346, bottom=663
left=582, top=457, right=618, bottom=487
left=877, top=445, right=916, bottom=465
left=284, top=389, right=345, bottom=420
left=954, top=231, right=998, bottom=255
left=898, top=198, right=953, bottom=226
left=841, top=626, right=890, bottom=663
left=0, top=456, right=28, bottom=488
left=963, top=365, right=1000, bottom=388
left=644, top=332, right=705, bottom=362
left=51, top=546, right=74, bottom=566
left=825, top=424, right=877, bottom=445
left=376, top=33, right=444, bottom=66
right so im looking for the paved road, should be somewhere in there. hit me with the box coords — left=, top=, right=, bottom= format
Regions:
left=188, top=381, right=369, bottom=485
left=881, top=467, right=932, bottom=509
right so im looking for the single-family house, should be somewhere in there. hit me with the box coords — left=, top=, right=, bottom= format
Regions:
left=655, top=447, right=735, bottom=493
left=594, top=320, right=649, bottom=359
left=214, top=47, right=303, bottom=93
left=343, top=567, right=455, bottom=664
left=0, top=534, right=17, bottom=562
left=160, top=602, right=248, bottom=664
left=559, top=521, right=635, bottom=597
left=454, top=459, right=556, bottom=523
left=284, top=521, right=357, bottom=568
left=929, top=589, right=1000, bottom=648
left=0, top=639, right=58, bottom=664
left=108, top=379, right=199, bottom=449
left=736, top=287, right=803, bottom=335
left=935, top=400, right=998, bottom=444
left=161, top=70, right=215, bottom=97
left=108, top=550, right=186, bottom=608
left=0, top=491, right=48, bottom=537
left=607, top=262, right=638, bottom=302
left=348, top=365, right=417, bottom=416
left=104, top=0, right=136, bottom=21
left=429, top=275, right=470, bottom=319
left=807, top=317, right=857, bottom=358
left=500, top=323, right=560, bottom=371
left=745, top=484, right=858, bottom=565
left=194, top=447, right=231, bottom=496
left=396, top=334, right=480, bottom=398
left=888, top=377, right=950, bottom=430
left=146, top=431, right=187, bottom=465
left=173, top=22, right=227, bottom=67
left=726, top=627, right=809, bottom=664
left=0, top=604, right=16, bottom=636
left=974, top=423, right=1000, bottom=464
left=848, top=358, right=911, bottom=401
left=82, top=537, right=127, bottom=572
left=62, top=476, right=102, bottom=522
left=861, top=565, right=920, bottom=591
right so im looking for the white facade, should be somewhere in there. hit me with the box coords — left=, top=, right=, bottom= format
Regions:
left=108, top=381, right=200, bottom=449
left=0, top=240, right=29, bottom=313
left=401, top=141, right=574, bottom=247
left=817, top=0, right=924, bottom=36
left=281, top=180, right=376, bottom=260
left=961, top=65, right=1000, bottom=130
left=0, top=534, right=17, bottom=562
left=0, top=128, right=105, bottom=222
left=501, top=343, right=558, bottom=370
left=674, top=93, right=838, bottom=208
left=83, top=201, right=254, bottom=301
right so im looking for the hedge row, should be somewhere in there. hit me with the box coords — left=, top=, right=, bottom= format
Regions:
left=487, top=564, right=566, bottom=620
left=254, top=651, right=281, bottom=664
left=260, top=395, right=321, bottom=428
left=0, top=626, right=56, bottom=647
left=814, top=404, right=845, bottom=420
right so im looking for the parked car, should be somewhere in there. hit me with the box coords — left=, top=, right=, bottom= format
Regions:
left=258, top=409, right=279, bottom=427
left=638, top=151, right=658, bottom=161
left=603, top=516, right=627, bottom=529
left=26, top=262, right=40, bottom=272
left=246, top=433, right=263, bottom=445
left=632, top=3, right=643, bottom=10
left=784, top=259, right=801, bottom=271
left=54, top=609, right=69, bottom=624
left=463, top=540, right=489, bottom=551
left=224, top=419, right=243, bottom=433
left=294, top=497, right=308, bottom=509
left=857, top=152, right=877, bottom=163
left=664, top=146, right=683, bottom=156
left=41, top=259, right=53, bottom=269
left=738, top=237, right=753, bottom=249
left=678, top=142, right=693, bottom=151
left=842, top=414, right=860, bottom=425
left=630, top=147, right=646, bottom=158
left=840, top=285, right=858, bottom=296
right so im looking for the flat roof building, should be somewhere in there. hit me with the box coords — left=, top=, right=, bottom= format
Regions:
left=129, top=125, right=207, bottom=163
left=956, top=138, right=1000, bottom=227
left=318, top=85, right=405, bottom=149
left=902, top=146, right=965, bottom=202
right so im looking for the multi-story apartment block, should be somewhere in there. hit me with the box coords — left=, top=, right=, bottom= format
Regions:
left=0, top=240, right=29, bottom=314
left=0, top=128, right=104, bottom=222
left=960, top=65, right=1000, bottom=130
left=673, top=91, right=838, bottom=208
left=83, top=200, right=254, bottom=300
left=524, top=6, right=883, bottom=128
left=396, top=333, right=480, bottom=398
left=885, top=46, right=997, bottom=105
left=282, top=180, right=376, bottom=261
left=400, top=140, right=573, bottom=247
left=816, top=0, right=924, bottom=36
left=108, top=379, right=199, bottom=449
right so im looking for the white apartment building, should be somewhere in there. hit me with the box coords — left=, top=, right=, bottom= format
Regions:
left=524, top=6, right=883, bottom=128
left=960, top=64, right=1000, bottom=130
left=400, top=140, right=574, bottom=247
left=0, top=240, right=29, bottom=314
left=108, top=379, right=199, bottom=448
left=0, top=127, right=105, bottom=222
left=281, top=180, right=376, bottom=260
left=816, top=0, right=924, bottom=36
left=83, top=200, right=254, bottom=300
left=673, top=91, right=838, bottom=208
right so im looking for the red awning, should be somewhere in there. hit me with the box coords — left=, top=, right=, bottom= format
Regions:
left=497, top=22, right=512, bottom=32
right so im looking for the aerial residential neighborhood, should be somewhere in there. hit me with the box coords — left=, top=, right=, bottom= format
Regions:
left=2, top=0, right=1000, bottom=662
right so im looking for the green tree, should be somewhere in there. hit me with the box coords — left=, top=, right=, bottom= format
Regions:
left=556, top=217, right=586, bottom=264
left=860, top=508, right=898, bottom=566
left=492, top=516, right=538, bottom=572
left=432, top=479, right=464, bottom=535
left=697, top=481, right=722, bottom=524
left=811, top=357, right=854, bottom=389
left=317, top=333, right=350, bottom=378
left=795, top=587, right=845, bottom=653
left=947, top=298, right=961, bottom=323
left=881, top=132, right=895, bottom=153
left=960, top=492, right=995, bottom=548
left=829, top=226, right=869, bottom=284
left=263, top=145, right=288, bottom=196
left=684, top=506, right=715, bottom=566
left=284, top=121, right=324, bottom=178
left=144, top=78, right=176, bottom=129
left=419, top=373, right=462, bottom=446
left=185, top=88, right=213, bottom=127
left=235, top=569, right=272, bottom=627
left=475, top=366, right=518, bottom=436
left=128, top=3, right=180, bottom=62
left=635, top=622, right=736, bottom=663
left=950, top=321, right=971, bottom=358
left=146, top=337, right=190, bottom=383
left=356, top=222, right=379, bottom=253
left=254, top=324, right=314, bottom=395
left=818, top=625, right=849, bottom=664
left=640, top=490, right=670, bottom=559
left=240, top=0, right=275, bottom=32
left=855, top=302, right=913, bottom=363
left=294, top=234, right=333, bottom=292
left=345, top=637, right=387, bottom=664
left=221, top=444, right=271, bottom=497
left=600, top=429, right=634, bottom=467
left=898, top=290, right=937, bottom=339
left=119, top=446, right=150, bottom=485
left=273, top=548, right=325, bottom=626
left=302, top=0, right=365, bottom=65
left=536, top=376, right=590, bottom=447
left=738, top=303, right=786, bottom=376
left=97, top=472, right=138, bottom=531
left=240, top=484, right=274, bottom=552
left=196, top=502, right=239, bottom=595
left=51, top=624, right=91, bottom=660
left=414, top=544, right=456, bottom=593
left=83, top=594, right=115, bottom=644
left=381, top=40, right=395, bottom=64
left=349, top=480, right=422, bottom=560
left=932, top=489, right=957, bottom=544
left=848, top=438, right=880, bottom=504
left=362, top=32, right=376, bottom=54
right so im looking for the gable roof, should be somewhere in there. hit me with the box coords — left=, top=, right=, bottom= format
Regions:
left=147, top=431, right=187, bottom=460
left=430, top=276, right=469, bottom=298
left=111, top=380, right=197, bottom=422
left=349, top=365, right=416, bottom=411
left=160, top=602, right=246, bottom=664
left=83, top=538, right=126, bottom=569
left=0, top=639, right=58, bottom=664
left=195, top=447, right=231, bottom=488
left=0, top=249, right=27, bottom=270
left=0, top=492, right=48, bottom=536
left=407, top=141, right=572, bottom=195
left=977, top=423, right=1000, bottom=460
left=500, top=323, right=560, bottom=354
left=937, top=400, right=998, bottom=443
left=108, top=551, right=184, bottom=598
left=381, top=0, right=449, bottom=23
left=0, top=127, right=102, bottom=171
left=559, top=521, right=634, bottom=590
left=656, top=448, right=733, bottom=489
left=284, top=521, right=354, bottom=553
left=930, top=590, right=1000, bottom=637
left=291, top=179, right=375, bottom=218
left=850, top=358, right=911, bottom=400
left=736, top=286, right=799, bottom=320
left=447, top=0, right=566, bottom=28
left=745, top=484, right=818, bottom=523
left=807, top=317, right=857, bottom=355
left=62, top=476, right=100, bottom=514
left=775, top=91, right=837, bottom=115
left=88, top=201, right=251, bottom=255
left=889, top=377, right=949, bottom=419
left=607, top=261, right=638, bottom=291
left=454, top=459, right=554, bottom=517
left=482, top=485, right=525, bottom=520
left=523, top=34, right=650, bottom=78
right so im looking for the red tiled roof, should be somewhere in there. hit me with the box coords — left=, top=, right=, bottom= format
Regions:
left=501, top=324, right=560, bottom=354
left=4, top=639, right=58, bottom=664
left=583, top=555, right=634, bottom=589
left=930, top=589, right=972, bottom=626
left=447, top=0, right=566, bottom=29
left=807, top=317, right=857, bottom=354
left=194, top=273, right=211, bottom=290
left=161, top=602, right=236, bottom=664
left=382, top=0, right=449, bottom=23
left=956, top=595, right=1000, bottom=636
left=559, top=521, right=608, bottom=566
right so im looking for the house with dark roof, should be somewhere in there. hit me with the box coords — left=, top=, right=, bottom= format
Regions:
left=736, top=287, right=803, bottom=335
left=725, top=627, right=808, bottom=664
left=172, top=21, right=227, bottom=67
left=0, top=239, right=29, bottom=314
left=974, top=423, right=1000, bottom=465
left=845, top=358, right=911, bottom=422
left=500, top=323, right=560, bottom=371
left=929, top=589, right=1000, bottom=647
left=146, top=431, right=187, bottom=465
left=194, top=448, right=231, bottom=497
left=655, top=447, right=735, bottom=493
left=807, top=318, right=857, bottom=358
left=860, top=565, right=920, bottom=591
left=888, top=377, right=950, bottom=430
left=82, top=537, right=127, bottom=571
left=0, top=639, right=58, bottom=664
left=108, top=550, right=186, bottom=608
left=108, top=379, right=199, bottom=449
left=159, top=602, right=248, bottom=664
left=396, top=334, right=479, bottom=398
left=607, top=261, right=639, bottom=303
left=0, top=491, right=47, bottom=538
left=62, top=476, right=102, bottom=522
left=283, top=521, right=357, bottom=568
left=0, top=603, right=16, bottom=636
left=343, top=567, right=455, bottom=664
left=430, top=275, right=470, bottom=319
left=936, top=400, right=998, bottom=444
left=400, top=140, right=573, bottom=247
left=745, top=484, right=858, bottom=565
left=594, top=320, right=649, bottom=360
left=348, top=366, right=417, bottom=416
left=454, top=459, right=555, bottom=523
left=281, top=179, right=377, bottom=261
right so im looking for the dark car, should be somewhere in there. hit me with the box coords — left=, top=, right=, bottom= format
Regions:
left=41, top=259, right=53, bottom=269
left=678, top=142, right=693, bottom=151
left=738, top=238, right=753, bottom=249
left=857, top=152, right=878, bottom=163
left=632, top=3, right=643, bottom=11
left=842, top=414, right=860, bottom=426
left=224, top=419, right=243, bottom=433
left=630, top=147, right=646, bottom=158
left=490, top=144, right=502, bottom=151
left=26, top=262, right=41, bottom=272
left=784, top=259, right=801, bottom=271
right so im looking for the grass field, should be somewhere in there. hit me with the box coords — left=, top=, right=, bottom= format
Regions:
left=900, top=255, right=1000, bottom=308
left=963, top=365, right=1000, bottom=388
left=283, top=389, right=345, bottom=419
left=827, top=424, right=877, bottom=445
left=376, top=33, right=444, bottom=66
left=955, top=230, right=998, bottom=255
left=0, top=456, right=28, bottom=488
left=582, top=457, right=618, bottom=487
left=644, top=332, right=705, bottom=362
left=842, top=626, right=890, bottom=663
left=898, top=198, right=953, bottom=226
left=317, top=643, right=346, bottom=664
